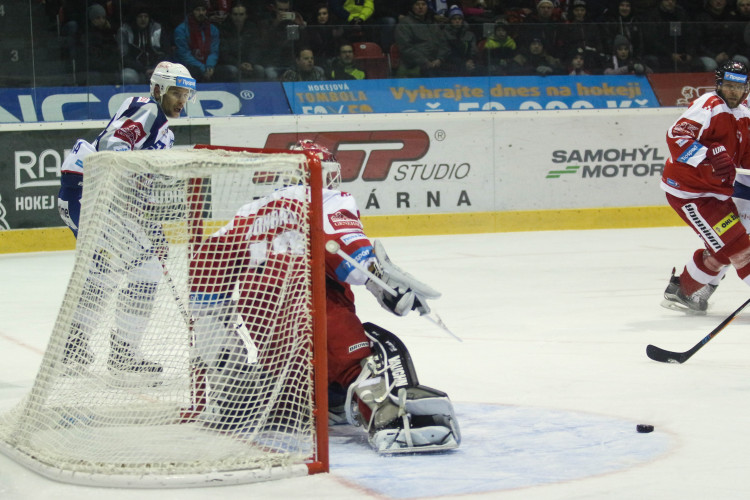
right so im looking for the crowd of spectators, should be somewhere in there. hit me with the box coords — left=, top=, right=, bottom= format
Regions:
left=32, top=0, right=750, bottom=84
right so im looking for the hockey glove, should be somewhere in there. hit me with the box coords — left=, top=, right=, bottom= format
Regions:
left=706, top=143, right=734, bottom=178
left=365, top=240, right=441, bottom=316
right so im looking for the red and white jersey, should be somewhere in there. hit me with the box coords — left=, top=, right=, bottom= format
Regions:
left=190, top=186, right=375, bottom=305
left=661, top=92, right=750, bottom=200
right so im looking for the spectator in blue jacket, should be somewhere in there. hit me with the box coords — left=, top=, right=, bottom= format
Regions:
left=174, top=0, right=220, bottom=82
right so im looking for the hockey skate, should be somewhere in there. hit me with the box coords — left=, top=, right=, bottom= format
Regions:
left=61, top=323, right=94, bottom=368
left=661, top=269, right=717, bottom=315
left=107, top=331, right=163, bottom=386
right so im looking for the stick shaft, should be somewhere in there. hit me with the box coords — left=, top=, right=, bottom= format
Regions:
left=646, top=297, right=750, bottom=363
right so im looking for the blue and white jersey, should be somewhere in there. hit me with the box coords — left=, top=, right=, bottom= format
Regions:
left=59, top=96, right=174, bottom=237
left=94, top=97, right=174, bottom=154
left=61, top=97, right=173, bottom=177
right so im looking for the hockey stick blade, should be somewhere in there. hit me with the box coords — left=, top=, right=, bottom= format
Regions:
left=646, top=297, right=750, bottom=364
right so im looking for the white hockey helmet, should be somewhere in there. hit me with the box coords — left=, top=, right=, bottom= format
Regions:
left=150, top=61, right=197, bottom=103
left=291, top=139, right=342, bottom=189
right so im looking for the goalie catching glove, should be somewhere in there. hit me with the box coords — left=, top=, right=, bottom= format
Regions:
left=344, top=322, right=461, bottom=454
left=366, top=240, right=441, bottom=316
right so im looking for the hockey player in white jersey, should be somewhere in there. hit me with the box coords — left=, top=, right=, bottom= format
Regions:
left=189, top=140, right=460, bottom=453
left=57, top=62, right=197, bottom=378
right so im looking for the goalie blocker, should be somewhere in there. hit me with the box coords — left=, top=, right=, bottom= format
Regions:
left=343, top=323, right=461, bottom=454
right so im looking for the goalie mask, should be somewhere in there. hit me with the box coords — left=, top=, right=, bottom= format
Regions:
left=150, top=62, right=197, bottom=104
left=291, top=140, right=342, bottom=189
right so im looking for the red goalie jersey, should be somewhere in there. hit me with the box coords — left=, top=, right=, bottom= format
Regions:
left=189, top=184, right=376, bottom=388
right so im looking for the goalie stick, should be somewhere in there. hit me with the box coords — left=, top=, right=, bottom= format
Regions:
left=646, top=297, right=750, bottom=363
left=325, top=241, right=462, bottom=342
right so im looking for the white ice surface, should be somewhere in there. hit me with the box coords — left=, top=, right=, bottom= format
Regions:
left=2, top=227, right=750, bottom=499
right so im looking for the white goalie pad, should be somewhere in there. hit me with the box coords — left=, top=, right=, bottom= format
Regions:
left=345, top=323, right=461, bottom=454
left=368, top=386, right=461, bottom=454
left=367, top=240, right=441, bottom=316
left=190, top=299, right=262, bottom=430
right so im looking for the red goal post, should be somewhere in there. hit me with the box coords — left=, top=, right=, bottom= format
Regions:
left=194, top=144, right=329, bottom=476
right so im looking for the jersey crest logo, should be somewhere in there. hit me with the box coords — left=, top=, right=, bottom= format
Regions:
left=672, top=120, right=700, bottom=138
left=328, top=210, right=363, bottom=230
left=114, top=119, right=147, bottom=149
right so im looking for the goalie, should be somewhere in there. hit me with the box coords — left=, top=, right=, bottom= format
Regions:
left=188, top=140, right=460, bottom=454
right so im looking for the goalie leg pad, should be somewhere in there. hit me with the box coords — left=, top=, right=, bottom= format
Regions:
left=345, top=322, right=461, bottom=454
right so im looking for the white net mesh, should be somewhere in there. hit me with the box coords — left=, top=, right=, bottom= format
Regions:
left=0, top=148, right=325, bottom=487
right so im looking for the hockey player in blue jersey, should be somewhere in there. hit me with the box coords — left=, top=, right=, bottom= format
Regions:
left=57, top=61, right=197, bottom=379
left=59, top=61, right=196, bottom=234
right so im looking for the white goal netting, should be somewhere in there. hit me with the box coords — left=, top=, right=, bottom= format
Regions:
left=0, top=147, right=327, bottom=487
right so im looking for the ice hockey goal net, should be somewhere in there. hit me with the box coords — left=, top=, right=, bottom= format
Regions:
left=0, top=146, right=328, bottom=487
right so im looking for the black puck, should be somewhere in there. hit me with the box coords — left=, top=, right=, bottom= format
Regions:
left=636, top=424, right=654, bottom=433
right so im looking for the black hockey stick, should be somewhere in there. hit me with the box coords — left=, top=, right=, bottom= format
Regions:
left=646, top=297, right=750, bottom=363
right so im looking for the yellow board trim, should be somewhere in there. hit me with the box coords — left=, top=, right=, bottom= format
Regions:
left=361, top=206, right=684, bottom=237
left=0, top=206, right=684, bottom=254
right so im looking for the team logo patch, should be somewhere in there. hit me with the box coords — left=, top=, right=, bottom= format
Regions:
left=672, top=120, right=700, bottom=137
left=713, top=212, right=739, bottom=236
left=329, top=209, right=363, bottom=230
left=114, top=119, right=146, bottom=148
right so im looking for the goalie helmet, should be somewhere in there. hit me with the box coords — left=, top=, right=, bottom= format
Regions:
left=150, top=62, right=197, bottom=104
left=291, top=140, right=342, bottom=189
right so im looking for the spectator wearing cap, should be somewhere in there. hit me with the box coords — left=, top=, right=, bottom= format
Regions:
left=511, top=36, right=564, bottom=75
left=443, top=5, right=478, bottom=75
left=567, top=47, right=591, bottom=73
left=394, top=0, right=451, bottom=77
left=559, top=0, right=605, bottom=72
left=603, top=34, right=653, bottom=73
left=118, top=5, right=169, bottom=85
left=516, top=0, right=565, bottom=59
left=174, top=0, right=221, bottom=81
left=77, top=3, right=122, bottom=85
left=600, top=0, right=645, bottom=58
left=479, top=19, right=518, bottom=75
